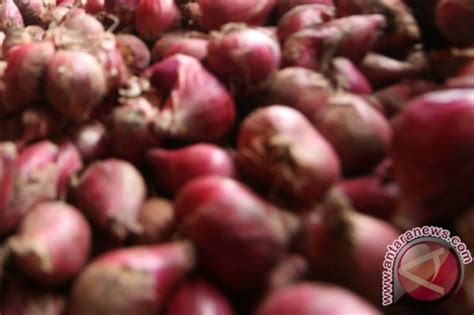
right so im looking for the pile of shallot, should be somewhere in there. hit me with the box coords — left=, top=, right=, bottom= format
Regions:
left=0, top=0, right=473, bottom=314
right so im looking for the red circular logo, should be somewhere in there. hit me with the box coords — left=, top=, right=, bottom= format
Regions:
left=397, top=241, right=462, bottom=302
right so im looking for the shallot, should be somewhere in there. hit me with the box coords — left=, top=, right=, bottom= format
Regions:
left=73, top=159, right=146, bottom=240
left=7, top=201, right=91, bottom=285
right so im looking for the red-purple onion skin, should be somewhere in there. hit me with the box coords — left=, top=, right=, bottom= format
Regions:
left=277, top=0, right=334, bottom=15
left=0, top=141, right=59, bottom=235
left=207, top=25, right=281, bottom=86
left=147, top=144, right=236, bottom=196
left=277, top=4, right=335, bottom=42
left=296, top=200, right=399, bottom=304
left=313, top=94, right=392, bottom=174
left=85, top=0, right=105, bottom=14
left=45, top=50, right=107, bottom=121
left=436, top=0, right=474, bottom=46
left=0, top=276, right=65, bottom=315
left=175, top=176, right=292, bottom=290
left=375, top=79, right=436, bottom=117
left=330, top=57, right=372, bottom=95
left=59, top=8, right=105, bottom=35
left=338, top=175, right=399, bottom=221
left=261, top=67, right=332, bottom=120
left=256, top=282, right=381, bottom=315
left=359, top=53, right=425, bottom=89
left=108, top=96, right=160, bottom=164
left=237, top=105, right=341, bottom=207
left=73, top=159, right=146, bottom=240
left=13, top=0, right=56, bottom=26
left=69, top=242, right=196, bottom=315
left=196, top=0, right=276, bottom=31
left=282, top=14, right=385, bottom=71
left=391, top=89, right=474, bottom=228
left=152, top=35, right=209, bottom=63
left=166, top=278, right=235, bottom=315
left=0, top=0, right=24, bottom=32
left=116, top=34, right=150, bottom=75
left=4, top=42, right=54, bottom=115
left=69, top=121, right=109, bottom=162
left=336, top=0, right=420, bottom=58
left=136, top=198, right=175, bottom=244
left=56, top=140, right=82, bottom=197
left=135, top=0, right=179, bottom=42
left=8, top=201, right=91, bottom=285
left=146, top=54, right=236, bottom=142
left=104, top=0, right=140, bottom=24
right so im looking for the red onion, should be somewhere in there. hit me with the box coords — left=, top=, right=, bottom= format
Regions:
left=56, top=140, right=82, bottom=197
left=436, top=0, right=474, bottom=46
left=13, top=0, right=56, bottom=26
left=108, top=95, right=160, bottom=164
left=166, top=278, right=235, bottom=315
left=45, top=50, right=107, bottom=121
left=4, top=42, right=54, bottom=115
left=338, top=175, right=399, bottom=221
left=266, top=254, right=309, bottom=291
left=104, top=0, right=139, bottom=25
left=256, top=282, right=381, bottom=315
left=313, top=94, right=392, bottom=174
left=391, top=89, right=474, bottom=228
left=59, top=8, right=105, bottom=35
left=0, top=0, right=24, bottom=32
left=329, top=57, right=372, bottom=95
left=69, top=241, right=195, bottom=315
left=175, top=176, right=297, bottom=290
left=359, top=52, right=426, bottom=89
left=277, top=0, right=334, bottom=15
left=261, top=67, right=332, bottom=120
left=135, top=0, right=179, bottom=42
left=116, top=34, right=150, bottom=75
left=282, top=14, right=385, bottom=71
left=295, top=190, right=399, bottom=303
left=2, top=25, right=44, bottom=58
left=73, top=159, right=146, bottom=240
left=375, top=79, right=437, bottom=117
left=69, top=121, right=109, bottom=162
left=336, top=0, right=420, bottom=58
left=147, top=144, right=236, bottom=195
left=7, top=201, right=91, bottom=285
left=146, top=54, right=236, bottom=142
left=85, top=0, right=105, bottom=14
left=207, top=24, right=281, bottom=86
left=151, top=32, right=209, bottom=63
left=0, top=141, right=59, bottom=235
left=0, top=276, right=65, bottom=315
left=136, top=198, right=175, bottom=244
left=277, top=4, right=335, bottom=42
left=237, top=105, right=341, bottom=207
left=194, top=0, right=276, bottom=31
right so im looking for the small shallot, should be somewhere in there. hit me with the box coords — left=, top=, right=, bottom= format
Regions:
left=73, top=159, right=146, bottom=240
left=7, top=201, right=91, bottom=285
left=237, top=105, right=340, bottom=206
